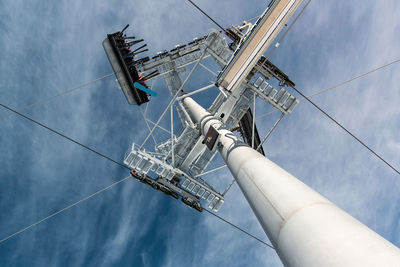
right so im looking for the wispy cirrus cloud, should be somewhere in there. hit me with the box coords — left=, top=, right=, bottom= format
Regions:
left=0, top=0, right=399, bottom=267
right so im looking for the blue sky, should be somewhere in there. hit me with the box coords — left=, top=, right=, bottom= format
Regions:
left=0, top=0, right=399, bottom=266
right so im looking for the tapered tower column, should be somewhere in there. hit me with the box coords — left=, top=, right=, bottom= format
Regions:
left=183, top=96, right=400, bottom=267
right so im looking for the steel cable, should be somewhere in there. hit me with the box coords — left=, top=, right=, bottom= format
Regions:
left=186, top=0, right=226, bottom=32
left=256, top=58, right=400, bottom=120
left=0, top=175, right=132, bottom=244
left=264, top=0, right=312, bottom=59
left=204, top=209, right=275, bottom=249
left=291, top=86, right=400, bottom=175
left=0, top=73, right=113, bottom=120
left=0, top=103, right=129, bottom=170
left=0, top=103, right=274, bottom=249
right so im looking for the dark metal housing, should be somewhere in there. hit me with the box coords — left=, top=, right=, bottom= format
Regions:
left=239, top=108, right=265, bottom=156
left=102, top=26, right=149, bottom=105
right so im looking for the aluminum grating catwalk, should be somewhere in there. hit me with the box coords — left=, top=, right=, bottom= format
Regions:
left=124, top=143, right=224, bottom=212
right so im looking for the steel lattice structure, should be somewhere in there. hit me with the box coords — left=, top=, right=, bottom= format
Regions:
left=104, top=11, right=299, bottom=212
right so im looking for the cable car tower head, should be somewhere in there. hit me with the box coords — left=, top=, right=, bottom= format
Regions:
left=102, top=1, right=300, bottom=213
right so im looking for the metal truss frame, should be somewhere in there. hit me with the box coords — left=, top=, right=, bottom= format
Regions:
left=122, top=24, right=300, bottom=211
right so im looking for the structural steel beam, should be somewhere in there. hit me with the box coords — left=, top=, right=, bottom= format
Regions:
left=217, top=0, right=303, bottom=92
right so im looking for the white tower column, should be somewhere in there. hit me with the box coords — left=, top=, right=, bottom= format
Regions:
left=183, top=96, right=400, bottom=267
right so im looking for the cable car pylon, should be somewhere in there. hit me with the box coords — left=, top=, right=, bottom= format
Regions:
left=182, top=96, right=400, bottom=267
left=100, top=0, right=400, bottom=264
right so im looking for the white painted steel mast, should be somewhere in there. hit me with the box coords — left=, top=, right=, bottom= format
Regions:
left=106, top=0, right=400, bottom=265
left=183, top=96, right=400, bottom=267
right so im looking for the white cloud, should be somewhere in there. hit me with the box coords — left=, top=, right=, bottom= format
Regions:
left=1, top=0, right=399, bottom=266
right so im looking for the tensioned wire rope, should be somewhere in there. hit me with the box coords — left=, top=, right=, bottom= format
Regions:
left=255, top=57, right=400, bottom=175
left=0, top=73, right=113, bottom=120
left=212, top=58, right=400, bottom=197
left=185, top=0, right=400, bottom=175
left=0, top=175, right=132, bottom=244
left=185, top=0, right=312, bottom=57
left=0, top=41, right=273, bottom=248
left=2, top=0, right=399, bottom=248
left=290, top=84, right=400, bottom=175
left=4, top=55, right=399, bottom=248
left=256, top=58, right=400, bottom=120
left=0, top=0, right=308, bottom=123
left=0, top=0, right=310, bottom=121
left=0, top=104, right=273, bottom=249
left=0, top=0, right=294, bottom=250
left=0, top=9, right=272, bottom=249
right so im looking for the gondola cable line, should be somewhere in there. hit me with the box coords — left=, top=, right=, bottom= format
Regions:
left=290, top=85, right=400, bottom=176
left=3, top=53, right=399, bottom=248
left=2, top=55, right=397, bottom=126
left=0, top=104, right=273, bottom=249
left=0, top=103, right=129, bottom=170
left=204, top=209, right=275, bottom=249
left=186, top=0, right=311, bottom=61
left=0, top=73, right=113, bottom=120
left=0, top=0, right=310, bottom=122
left=264, top=0, right=312, bottom=60
left=1, top=0, right=398, bottom=257
left=0, top=175, right=132, bottom=244
left=256, top=57, right=400, bottom=120
left=1, top=47, right=398, bottom=251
